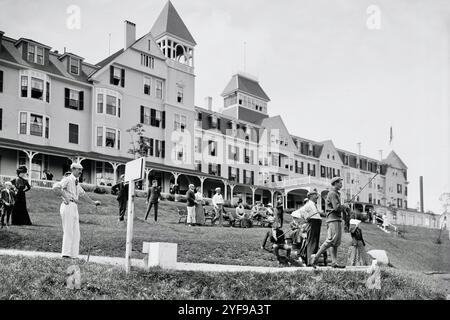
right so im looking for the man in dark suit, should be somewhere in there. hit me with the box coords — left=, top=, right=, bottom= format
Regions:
left=145, top=180, right=161, bottom=222
left=1, top=181, right=16, bottom=228
left=111, top=174, right=129, bottom=222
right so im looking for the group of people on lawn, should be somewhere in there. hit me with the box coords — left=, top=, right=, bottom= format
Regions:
left=261, top=176, right=370, bottom=268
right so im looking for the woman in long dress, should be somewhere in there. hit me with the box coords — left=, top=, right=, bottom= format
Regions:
left=194, top=187, right=205, bottom=226
left=11, top=166, right=32, bottom=225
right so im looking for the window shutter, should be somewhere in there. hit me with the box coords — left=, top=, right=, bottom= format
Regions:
left=22, top=42, right=28, bottom=61
left=251, top=171, right=254, bottom=185
left=109, top=66, right=114, bottom=84
left=236, top=168, right=240, bottom=183
left=67, top=57, right=71, bottom=74
left=0, top=108, right=2, bottom=130
left=161, top=141, right=165, bottom=158
left=121, top=69, right=125, bottom=87
left=218, top=164, right=221, bottom=176
left=64, top=88, right=70, bottom=108
left=140, top=106, right=144, bottom=124
left=208, top=163, right=212, bottom=174
left=162, top=111, right=166, bottom=129
left=228, top=166, right=231, bottom=179
left=243, top=169, right=247, bottom=183
left=79, top=91, right=84, bottom=110
left=0, top=70, right=3, bottom=93
left=149, top=138, right=154, bottom=156
left=217, top=118, right=221, bottom=130
left=150, top=109, right=156, bottom=126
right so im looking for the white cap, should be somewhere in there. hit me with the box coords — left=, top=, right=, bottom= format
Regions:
left=5, top=181, right=13, bottom=186
left=350, top=219, right=361, bottom=226
left=70, top=162, right=83, bottom=170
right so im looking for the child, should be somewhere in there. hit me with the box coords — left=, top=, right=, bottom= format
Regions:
left=1, top=181, right=16, bottom=228
left=261, top=222, right=292, bottom=265
left=347, top=219, right=370, bottom=266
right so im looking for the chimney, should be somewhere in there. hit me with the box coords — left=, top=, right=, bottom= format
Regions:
left=205, top=96, right=213, bottom=111
left=420, top=176, right=424, bottom=213
left=124, top=20, right=136, bottom=49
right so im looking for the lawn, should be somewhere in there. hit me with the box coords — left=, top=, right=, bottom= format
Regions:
left=0, top=189, right=450, bottom=272
left=0, top=255, right=446, bottom=300
left=1, top=188, right=448, bottom=272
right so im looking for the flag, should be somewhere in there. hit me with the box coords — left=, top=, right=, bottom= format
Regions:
left=389, top=126, right=393, bottom=145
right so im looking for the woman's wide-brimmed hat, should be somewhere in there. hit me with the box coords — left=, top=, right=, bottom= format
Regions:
left=16, top=165, right=28, bottom=175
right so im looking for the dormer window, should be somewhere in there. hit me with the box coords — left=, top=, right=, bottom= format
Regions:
left=70, top=57, right=80, bottom=75
left=177, top=85, right=184, bottom=104
left=27, top=44, right=44, bottom=65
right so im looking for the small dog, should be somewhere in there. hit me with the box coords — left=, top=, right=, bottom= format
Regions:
left=66, top=265, right=81, bottom=290
left=366, top=259, right=381, bottom=290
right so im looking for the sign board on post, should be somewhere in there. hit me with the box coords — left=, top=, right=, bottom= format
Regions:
left=124, top=157, right=146, bottom=273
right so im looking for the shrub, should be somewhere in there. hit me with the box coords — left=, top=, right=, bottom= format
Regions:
left=94, top=186, right=107, bottom=194
left=243, top=204, right=252, bottom=210
left=167, top=194, right=175, bottom=202
left=175, top=195, right=187, bottom=203
left=80, top=184, right=96, bottom=193
left=203, top=199, right=211, bottom=206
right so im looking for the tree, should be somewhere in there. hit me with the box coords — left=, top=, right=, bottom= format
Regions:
left=126, top=124, right=148, bottom=159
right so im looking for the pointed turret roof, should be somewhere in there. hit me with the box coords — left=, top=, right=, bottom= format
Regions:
left=222, top=73, right=271, bottom=101
left=150, top=1, right=196, bottom=46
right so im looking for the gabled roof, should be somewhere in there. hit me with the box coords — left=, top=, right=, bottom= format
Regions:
left=58, top=52, right=85, bottom=61
left=221, top=73, right=271, bottom=101
left=382, top=150, right=408, bottom=169
left=150, top=1, right=196, bottom=46
left=95, top=49, right=124, bottom=68
left=14, top=38, right=51, bottom=49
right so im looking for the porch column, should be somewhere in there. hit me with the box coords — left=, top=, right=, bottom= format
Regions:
left=222, top=180, right=228, bottom=200
left=171, top=172, right=181, bottom=185
left=270, top=189, right=275, bottom=205
left=69, top=156, right=86, bottom=164
left=23, top=150, right=39, bottom=183
left=108, top=162, right=123, bottom=185
left=283, top=193, right=288, bottom=210
left=251, top=187, right=257, bottom=205
left=199, top=176, right=207, bottom=196
left=229, top=184, right=236, bottom=202
left=362, top=204, right=366, bottom=213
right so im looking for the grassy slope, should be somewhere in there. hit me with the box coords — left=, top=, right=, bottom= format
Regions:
left=0, top=189, right=449, bottom=272
left=0, top=255, right=445, bottom=300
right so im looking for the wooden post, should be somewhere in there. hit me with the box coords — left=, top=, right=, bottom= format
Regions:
left=124, top=181, right=135, bottom=273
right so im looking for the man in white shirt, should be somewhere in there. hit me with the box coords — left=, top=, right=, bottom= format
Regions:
left=53, top=163, right=101, bottom=258
left=212, top=187, right=224, bottom=226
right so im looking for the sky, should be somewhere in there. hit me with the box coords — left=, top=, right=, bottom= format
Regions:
left=0, top=0, right=449, bottom=213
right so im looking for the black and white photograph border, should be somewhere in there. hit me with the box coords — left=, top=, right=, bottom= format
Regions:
left=0, top=0, right=449, bottom=303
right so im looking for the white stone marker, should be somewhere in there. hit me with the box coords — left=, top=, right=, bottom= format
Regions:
left=367, top=250, right=389, bottom=266
left=143, top=242, right=178, bottom=269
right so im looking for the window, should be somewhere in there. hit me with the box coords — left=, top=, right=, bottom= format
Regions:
left=0, top=70, right=3, bottom=93
left=173, top=143, right=184, bottom=161
left=208, top=140, right=217, bottom=156
left=244, top=149, right=250, bottom=164
left=110, top=66, right=125, bottom=87
left=46, top=81, right=50, bottom=103
left=20, top=76, right=28, bottom=97
left=140, top=106, right=164, bottom=128
left=177, top=85, right=183, bottom=103
left=69, top=123, right=79, bottom=144
left=65, top=88, right=84, bottom=110
left=174, top=114, right=186, bottom=132
left=29, top=114, right=43, bottom=136
left=141, top=53, right=154, bottom=69
left=36, top=47, right=44, bottom=65
left=105, top=128, right=116, bottom=148
left=397, top=184, right=402, bottom=194
left=208, top=163, right=221, bottom=176
left=106, top=95, right=117, bottom=116
left=70, top=57, right=80, bottom=75
left=144, top=77, right=151, bottom=95
left=96, top=127, right=103, bottom=147
left=27, top=45, right=35, bottom=62
left=31, top=78, right=44, bottom=100
left=0, top=108, right=2, bottom=130
left=155, top=140, right=164, bottom=158
left=368, top=193, right=373, bottom=204
left=97, top=94, right=103, bottom=113
left=228, top=145, right=239, bottom=161
left=19, top=112, right=27, bottom=134
left=156, top=80, right=163, bottom=99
